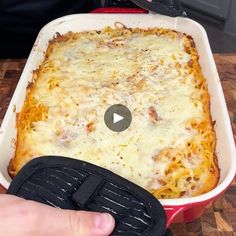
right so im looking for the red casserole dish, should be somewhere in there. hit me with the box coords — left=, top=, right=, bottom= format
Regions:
left=0, top=8, right=235, bottom=228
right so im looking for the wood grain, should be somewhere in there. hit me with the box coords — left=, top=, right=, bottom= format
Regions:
left=0, top=55, right=235, bottom=235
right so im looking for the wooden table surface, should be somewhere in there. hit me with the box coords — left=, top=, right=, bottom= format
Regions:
left=0, top=55, right=235, bottom=235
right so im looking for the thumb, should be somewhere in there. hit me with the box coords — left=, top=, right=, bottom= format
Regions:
left=56, top=210, right=115, bottom=236
left=0, top=195, right=115, bottom=236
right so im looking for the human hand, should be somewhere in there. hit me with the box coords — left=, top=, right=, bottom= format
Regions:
left=0, top=194, right=115, bottom=236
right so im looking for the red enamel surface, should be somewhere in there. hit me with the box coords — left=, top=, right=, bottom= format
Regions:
left=91, top=7, right=147, bottom=14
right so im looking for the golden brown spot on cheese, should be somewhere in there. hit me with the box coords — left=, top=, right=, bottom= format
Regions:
left=175, top=62, right=181, bottom=69
left=86, top=121, right=95, bottom=133
left=188, top=59, right=193, bottom=68
left=133, top=79, right=146, bottom=91
left=148, top=106, right=158, bottom=124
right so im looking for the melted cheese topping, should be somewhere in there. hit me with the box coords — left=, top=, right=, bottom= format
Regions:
left=12, top=27, right=219, bottom=198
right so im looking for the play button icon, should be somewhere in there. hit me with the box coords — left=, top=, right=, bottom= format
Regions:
left=113, top=113, right=124, bottom=123
left=104, top=104, right=132, bottom=132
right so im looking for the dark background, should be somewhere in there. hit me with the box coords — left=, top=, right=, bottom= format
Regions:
left=0, top=0, right=101, bottom=58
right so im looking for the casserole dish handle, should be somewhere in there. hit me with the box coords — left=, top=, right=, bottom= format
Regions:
left=164, top=200, right=215, bottom=225
left=91, top=7, right=147, bottom=13
left=164, top=205, right=188, bottom=227
left=92, top=0, right=185, bottom=17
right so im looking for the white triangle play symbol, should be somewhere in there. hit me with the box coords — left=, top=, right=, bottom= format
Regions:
left=113, top=113, right=124, bottom=124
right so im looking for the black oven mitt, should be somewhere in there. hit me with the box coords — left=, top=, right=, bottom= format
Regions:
left=105, top=0, right=186, bottom=17
left=7, top=156, right=172, bottom=236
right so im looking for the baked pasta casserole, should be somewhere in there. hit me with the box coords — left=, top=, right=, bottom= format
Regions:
left=9, top=25, right=219, bottom=198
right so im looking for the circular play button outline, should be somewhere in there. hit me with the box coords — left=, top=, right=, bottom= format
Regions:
left=104, top=104, right=132, bottom=132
